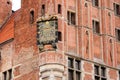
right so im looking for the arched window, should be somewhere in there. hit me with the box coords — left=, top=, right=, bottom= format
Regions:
left=30, top=10, right=34, bottom=24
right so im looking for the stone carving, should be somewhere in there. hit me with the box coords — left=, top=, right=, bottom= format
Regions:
left=39, top=53, right=64, bottom=65
left=37, top=16, right=58, bottom=51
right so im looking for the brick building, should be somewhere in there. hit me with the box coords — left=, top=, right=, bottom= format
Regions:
left=0, top=0, right=120, bottom=80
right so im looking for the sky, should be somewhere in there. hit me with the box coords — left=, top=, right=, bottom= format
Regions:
left=12, top=0, right=21, bottom=11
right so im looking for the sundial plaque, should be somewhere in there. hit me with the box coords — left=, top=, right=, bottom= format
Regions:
left=37, top=16, right=58, bottom=51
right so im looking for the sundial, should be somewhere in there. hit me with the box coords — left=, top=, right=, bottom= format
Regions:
left=37, top=16, right=58, bottom=51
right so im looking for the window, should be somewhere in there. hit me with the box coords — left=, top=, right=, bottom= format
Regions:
left=92, top=0, right=99, bottom=7
left=68, top=58, right=81, bottom=80
left=41, top=4, right=45, bottom=16
left=58, top=31, right=62, bottom=41
left=92, top=20, right=100, bottom=34
left=30, top=10, right=34, bottom=24
left=67, top=11, right=76, bottom=25
left=94, top=65, right=107, bottom=80
left=3, top=72, right=7, bottom=80
left=113, top=3, right=120, bottom=16
left=115, top=28, right=120, bottom=41
left=8, top=69, right=12, bottom=80
left=3, top=69, right=12, bottom=80
left=7, top=1, right=10, bottom=5
left=58, top=4, right=61, bottom=14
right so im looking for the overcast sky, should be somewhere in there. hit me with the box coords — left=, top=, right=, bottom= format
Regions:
left=12, top=0, right=21, bottom=11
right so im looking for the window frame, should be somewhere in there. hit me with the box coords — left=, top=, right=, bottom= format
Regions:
left=94, top=65, right=107, bottom=80
left=68, top=57, right=81, bottom=80
left=115, top=28, right=120, bottom=42
left=2, top=69, right=12, bottom=80
left=30, top=10, right=34, bottom=24
left=67, top=11, right=76, bottom=25
left=57, top=31, right=62, bottom=41
left=41, top=4, right=45, bottom=16
left=92, top=0, right=99, bottom=7
left=113, top=3, right=120, bottom=16
left=58, top=4, right=62, bottom=14
left=92, top=20, right=100, bottom=34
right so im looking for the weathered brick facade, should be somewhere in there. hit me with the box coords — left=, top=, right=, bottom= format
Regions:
left=0, top=0, right=120, bottom=80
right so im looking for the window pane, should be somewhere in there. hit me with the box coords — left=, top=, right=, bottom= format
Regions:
left=76, top=72, right=80, bottom=80
left=58, top=4, right=61, bottom=14
left=101, top=78, right=106, bottom=80
left=92, top=20, right=95, bottom=32
left=95, top=76, right=100, bottom=80
left=67, top=11, right=70, bottom=24
left=71, top=12, right=75, bottom=25
left=8, top=69, right=12, bottom=80
left=42, top=4, right=45, bottom=15
left=92, top=0, right=99, bottom=7
left=58, top=31, right=62, bottom=41
left=115, top=29, right=120, bottom=41
left=116, top=4, right=120, bottom=15
left=95, top=0, right=99, bottom=6
left=101, top=67, right=106, bottom=77
left=92, top=20, right=100, bottom=34
left=96, top=21, right=100, bottom=33
left=68, top=69, right=74, bottom=80
left=68, top=58, right=73, bottom=68
left=3, top=71, right=7, bottom=80
left=75, top=60, right=80, bottom=70
left=30, top=11, right=34, bottom=24
left=94, top=65, right=99, bottom=75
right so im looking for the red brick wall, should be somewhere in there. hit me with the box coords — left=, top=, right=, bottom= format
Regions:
left=0, top=0, right=12, bottom=26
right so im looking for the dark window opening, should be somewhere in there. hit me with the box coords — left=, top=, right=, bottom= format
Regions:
left=3, top=69, right=12, bottom=80
left=3, top=72, right=7, bottom=80
left=101, top=67, right=106, bottom=77
left=94, top=65, right=99, bottom=75
left=7, top=1, right=10, bottom=4
left=71, top=12, right=76, bottom=25
left=115, top=28, right=120, bottom=41
left=67, top=11, right=70, bottom=24
left=8, top=69, right=12, bottom=80
left=68, top=69, right=74, bottom=80
left=92, top=20, right=100, bottom=34
left=75, top=60, right=80, bottom=70
left=76, top=72, right=80, bottom=80
left=92, top=0, right=99, bottom=7
left=114, top=3, right=120, bottom=16
left=101, top=78, right=107, bottom=80
left=67, top=11, right=76, bottom=25
left=94, top=65, right=107, bottom=80
left=30, top=10, right=34, bottom=24
left=68, top=57, right=81, bottom=80
left=58, top=31, right=62, bottom=41
left=95, top=76, right=100, bottom=80
left=68, top=58, right=73, bottom=68
left=42, top=4, right=45, bottom=16
left=58, top=4, right=61, bottom=14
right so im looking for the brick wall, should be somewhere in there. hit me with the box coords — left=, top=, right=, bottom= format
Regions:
left=0, top=0, right=120, bottom=80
